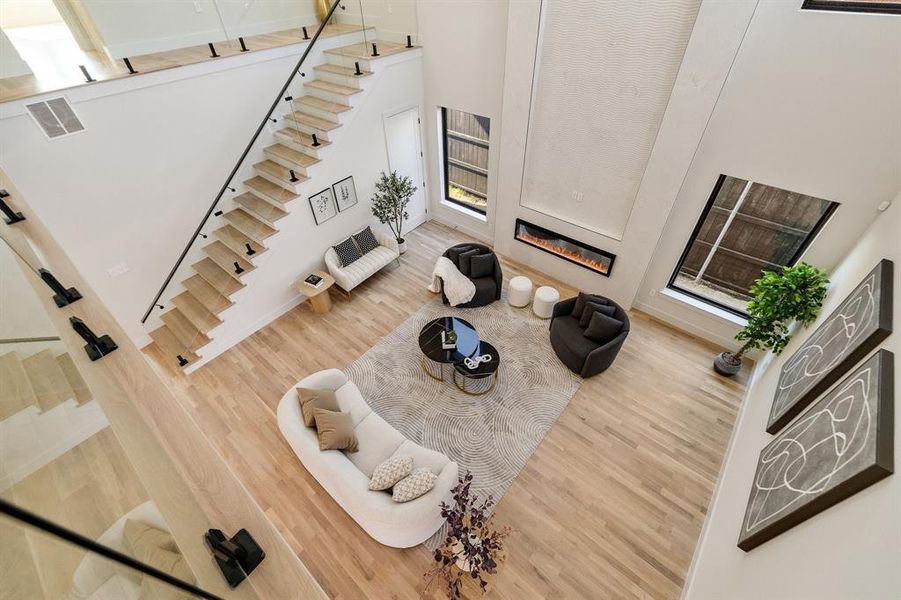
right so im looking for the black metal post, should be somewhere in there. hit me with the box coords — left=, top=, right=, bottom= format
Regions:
left=245, top=243, right=256, bottom=256
left=239, top=37, right=248, bottom=52
left=0, top=190, right=25, bottom=224
left=177, top=355, right=189, bottom=367
left=233, top=262, right=245, bottom=275
left=208, top=42, right=219, bottom=58
left=354, top=61, right=362, bottom=76
left=289, top=169, right=299, bottom=183
left=39, top=269, right=82, bottom=307
left=78, top=65, right=95, bottom=82
left=123, top=58, right=138, bottom=74
left=284, top=95, right=293, bottom=102
left=302, top=26, right=310, bottom=40
left=370, top=42, right=379, bottom=57
left=70, top=317, right=117, bottom=361
left=214, top=210, right=224, bottom=217
left=406, top=35, right=413, bottom=48
left=311, top=133, right=321, bottom=147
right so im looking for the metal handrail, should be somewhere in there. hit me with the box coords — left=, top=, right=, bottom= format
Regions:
left=140, top=0, right=344, bottom=323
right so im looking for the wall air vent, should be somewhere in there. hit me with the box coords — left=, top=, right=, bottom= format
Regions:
left=25, top=97, right=85, bottom=139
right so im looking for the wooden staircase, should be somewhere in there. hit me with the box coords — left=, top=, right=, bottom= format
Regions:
left=147, top=38, right=418, bottom=368
left=0, top=349, right=92, bottom=420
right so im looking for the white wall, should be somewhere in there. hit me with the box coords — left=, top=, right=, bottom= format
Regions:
left=0, top=239, right=57, bottom=342
left=635, top=1, right=901, bottom=347
left=684, top=193, right=900, bottom=600
left=417, top=0, right=509, bottom=243
left=0, top=0, right=61, bottom=29
left=80, top=0, right=316, bottom=58
left=337, top=0, right=418, bottom=44
left=0, top=28, right=32, bottom=78
left=0, top=30, right=368, bottom=346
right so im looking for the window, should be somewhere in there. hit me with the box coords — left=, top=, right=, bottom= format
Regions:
left=668, top=175, right=838, bottom=316
left=440, top=107, right=490, bottom=214
left=801, top=0, right=901, bottom=14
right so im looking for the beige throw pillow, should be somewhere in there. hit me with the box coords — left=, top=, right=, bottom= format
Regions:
left=368, top=455, right=414, bottom=491
left=297, top=387, right=340, bottom=427
left=312, top=408, right=359, bottom=452
left=392, top=468, right=438, bottom=503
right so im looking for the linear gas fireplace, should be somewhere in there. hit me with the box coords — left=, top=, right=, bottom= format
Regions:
left=514, top=219, right=616, bottom=277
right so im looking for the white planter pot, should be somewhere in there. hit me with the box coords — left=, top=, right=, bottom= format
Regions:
left=398, top=238, right=407, bottom=254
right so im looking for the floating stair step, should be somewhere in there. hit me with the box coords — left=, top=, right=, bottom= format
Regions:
left=213, top=225, right=266, bottom=260
left=172, top=291, right=222, bottom=334
left=244, top=175, right=300, bottom=205
left=203, top=240, right=255, bottom=280
left=325, top=39, right=416, bottom=62
left=222, top=208, right=276, bottom=243
left=21, top=349, right=73, bottom=412
left=160, top=308, right=210, bottom=351
left=150, top=324, right=199, bottom=366
left=293, top=95, right=351, bottom=114
left=192, top=257, right=246, bottom=297
left=254, top=158, right=318, bottom=188
left=55, top=353, right=92, bottom=405
left=282, top=112, right=341, bottom=140
left=305, top=79, right=363, bottom=102
left=0, top=351, right=37, bottom=420
left=183, top=274, right=234, bottom=316
left=263, top=144, right=319, bottom=175
left=233, top=192, right=288, bottom=226
left=313, top=62, right=373, bottom=81
left=272, top=130, right=331, bottom=153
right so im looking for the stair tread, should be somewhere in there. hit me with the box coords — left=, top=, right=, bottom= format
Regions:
left=223, top=208, right=276, bottom=242
left=0, top=351, right=37, bottom=420
left=55, top=353, right=92, bottom=405
left=172, top=290, right=222, bottom=334
left=294, top=95, right=351, bottom=113
left=213, top=225, right=266, bottom=259
left=149, top=324, right=199, bottom=365
left=21, top=349, right=73, bottom=412
left=283, top=111, right=342, bottom=132
left=313, top=63, right=373, bottom=77
left=306, top=79, right=362, bottom=96
left=272, top=130, right=332, bottom=150
left=203, top=240, right=255, bottom=278
left=160, top=308, right=209, bottom=351
left=234, top=192, right=288, bottom=224
left=183, top=274, right=234, bottom=315
left=244, top=175, right=301, bottom=204
left=325, top=39, right=417, bottom=60
left=254, top=158, right=318, bottom=186
left=192, top=257, right=245, bottom=296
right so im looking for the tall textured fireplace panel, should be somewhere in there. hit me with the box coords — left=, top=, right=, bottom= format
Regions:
left=513, top=219, right=616, bottom=276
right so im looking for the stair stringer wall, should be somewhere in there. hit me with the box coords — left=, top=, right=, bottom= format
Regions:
left=185, top=52, right=424, bottom=372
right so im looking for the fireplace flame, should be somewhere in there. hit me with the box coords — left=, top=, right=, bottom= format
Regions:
left=515, top=229, right=610, bottom=275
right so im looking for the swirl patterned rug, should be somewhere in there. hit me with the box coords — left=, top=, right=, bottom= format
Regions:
left=344, top=292, right=581, bottom=541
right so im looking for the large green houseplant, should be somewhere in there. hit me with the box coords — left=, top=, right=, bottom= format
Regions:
left=714, top=262, right=829, bottom=376
left=371, top=170, right=417, bottom=254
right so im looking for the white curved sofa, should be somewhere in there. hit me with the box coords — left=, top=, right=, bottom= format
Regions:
left=325, top=228, right=399, bottom=292
left=277, top=369, right=458, bottom=548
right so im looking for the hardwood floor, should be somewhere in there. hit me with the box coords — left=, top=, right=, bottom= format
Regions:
left=145, top=220, right=748, bottom=599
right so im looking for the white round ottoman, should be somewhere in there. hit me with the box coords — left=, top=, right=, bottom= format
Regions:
left=532, top=286, right=559, bottom=319
left=508, top=276, right=533, bottom=307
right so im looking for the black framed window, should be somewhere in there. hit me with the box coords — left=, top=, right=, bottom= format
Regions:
left=801, top=0, right=901, bottom=14
left=440, top=107, right=490, bottom=215
left=668, top=175, right=839, bottom=317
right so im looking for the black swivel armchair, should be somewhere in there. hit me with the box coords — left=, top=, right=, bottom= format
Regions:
left=441, top=243, right=503, bottom=308
left=549, top=294, right=629, bottom=378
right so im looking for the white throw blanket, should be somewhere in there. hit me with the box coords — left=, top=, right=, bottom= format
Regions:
left=428, top=256, right=476, bottom=306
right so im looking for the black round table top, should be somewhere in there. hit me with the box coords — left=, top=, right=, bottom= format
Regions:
left=418, top=316, right=480, bottom=364
left=453, top=341, right=499, bottom=380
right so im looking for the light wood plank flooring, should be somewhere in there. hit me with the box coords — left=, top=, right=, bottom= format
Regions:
left=145, top=220, right=747, bottom=599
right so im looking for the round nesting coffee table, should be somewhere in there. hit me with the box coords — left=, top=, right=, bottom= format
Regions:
left=452, top=341, right=500, bottom=396
left=418, top=316, right=480, bottom=381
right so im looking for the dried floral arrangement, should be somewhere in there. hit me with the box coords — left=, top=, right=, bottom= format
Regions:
left=425, top=472, right=511, bottom=599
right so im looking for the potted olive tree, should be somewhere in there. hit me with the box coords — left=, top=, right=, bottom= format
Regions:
left=371, top=170, right=416, bottom=254
left=714, top=262, right=829, bottom=376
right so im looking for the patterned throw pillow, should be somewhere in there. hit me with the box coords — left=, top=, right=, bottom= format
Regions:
left=392, top=468, right=438, bottom=503
left=368, top=455, right=414, bottom=491
left=352, top=226, right=380, bottom=255
left=333, top=237, right=363, bottom=267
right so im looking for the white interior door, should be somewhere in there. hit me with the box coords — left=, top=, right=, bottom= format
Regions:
left=383, top=107, right=427, bottom=233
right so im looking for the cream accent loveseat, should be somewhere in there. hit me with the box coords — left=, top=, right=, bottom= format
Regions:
left=324, top=229, right=399, bottom=293
left=277, top=369, right=458, bottom=548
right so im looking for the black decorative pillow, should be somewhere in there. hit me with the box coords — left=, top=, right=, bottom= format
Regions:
left=447, top=245, right=474, bottom=263
left=579, top=301, right=616, bottom=328
left=583, top=312, right=623, bottom=344
left=571, top=292, right=608, bottom=318
left=352, top=226, right=380, bottom=255
left=333, top=237, right=363, bottom=267
left=458, top=249, right=480, bottom=276
left=469, top=253, right=495, bottom=279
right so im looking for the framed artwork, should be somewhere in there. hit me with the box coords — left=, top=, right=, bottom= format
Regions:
left=738, top=349, right=894, bottom=551
left=767, top=259, right=893, bottom=434
left=333, top=176, right=358, bottom=212
left=308, top=188, right=337, bottom=225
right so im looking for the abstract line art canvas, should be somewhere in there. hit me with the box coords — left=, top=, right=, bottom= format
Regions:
left=739, top=349, right=894, bottom=551
left=767, top=259, right=893, bottom=434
